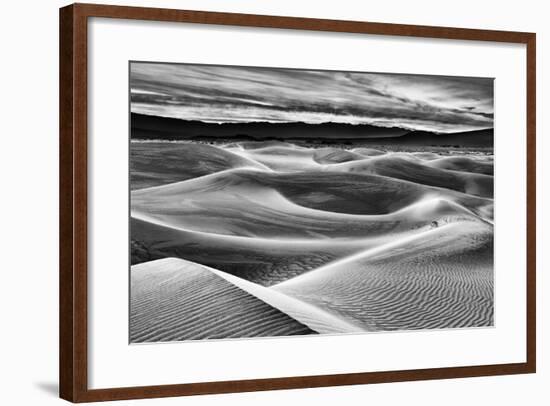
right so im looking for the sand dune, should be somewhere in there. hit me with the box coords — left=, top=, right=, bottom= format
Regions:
left=130, top=140, right=494, bottom=340
left=131, top=216, right=358, bottom=286
left=352, top=147, right=386, bottom=156
left=313, top=148, right=366, bottom=164
left=230, top=145, right=319, bottom=171
left=410, top=151, right=441, bottom=160
left=208, top=263, right=365, bottom=334
left=329, top=155, right=493, bottom=198
left=130, top=141, right=270, bottom=190
left=131, top=190, right=489, bottom=287
left=426, top=156, right=494, bottom=175
left=133, top=166, right=493, bottom=219
left=131, top=170, right=486, bottom=240
left=274, top=221, right=493, bottom=331
left=130, top=258, right=316, bottom=342
left=131, top=153, right=493, bottom=288
left=237, top=140, right=299, bottom=150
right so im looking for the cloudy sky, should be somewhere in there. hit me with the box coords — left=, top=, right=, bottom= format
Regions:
left=130, top=62, right=493, bottom=133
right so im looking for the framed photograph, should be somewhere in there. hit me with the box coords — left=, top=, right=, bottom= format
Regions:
left=59, top=3, right=536, bottom=402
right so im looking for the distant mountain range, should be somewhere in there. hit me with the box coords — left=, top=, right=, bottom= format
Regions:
left=131, top=113, right=493, bottom=147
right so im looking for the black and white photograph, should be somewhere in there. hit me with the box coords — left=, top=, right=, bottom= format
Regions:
left=129, top=62, right=494, bottom=343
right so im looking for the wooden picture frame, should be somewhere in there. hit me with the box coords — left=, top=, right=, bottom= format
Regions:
left=60, top=3, right=536, bottom=402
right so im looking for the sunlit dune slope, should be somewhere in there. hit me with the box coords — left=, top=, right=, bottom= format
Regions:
left=426, top=156, right=494, bottom=176
left=352, top=147, right=386, bottom=156
left=133, top=167, right=493, bottom=220
left=131, top=142, right=269, bottom=190
left=410, top=152, right=441, bottom=160
left=329, top=156, right=493, bottom=198
left=313, top=148, right=366, bottom=164
left=131, top=171, right=491, bottom=286
left=238, top=140, right=304, bottom=150
left=132, top=170, right=487, bottom=240
left=130, top=216, right=357, bottom=286
left=229, top=145, right=319, bottom=171
left=274, top=221, right=494, bottom=331
left=205, top=262, right=365, bottom=334
left=130, top=258, right=316, bottom=342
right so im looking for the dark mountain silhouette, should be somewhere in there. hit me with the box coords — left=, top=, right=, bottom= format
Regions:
left=375, top=129, right=493, bottom=147
left=131, top=113, right=493, bottom=147
left=131, top=113, right=407, bottom=140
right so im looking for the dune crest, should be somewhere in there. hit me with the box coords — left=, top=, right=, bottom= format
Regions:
left=130, top=141, right=271, bottom=190
left=426, top=156, right=494, bottom=175
left=329, top=155, right=493, bottom=198
left=130, top=258, right=317, bottom=342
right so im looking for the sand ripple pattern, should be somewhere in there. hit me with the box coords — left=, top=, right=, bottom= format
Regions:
left=130, top=258, right=315, bottom=342
left=275, top=222, right=493, bottom=330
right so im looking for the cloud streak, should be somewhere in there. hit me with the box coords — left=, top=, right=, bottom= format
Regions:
left=130, top=62, right=494, bottom=133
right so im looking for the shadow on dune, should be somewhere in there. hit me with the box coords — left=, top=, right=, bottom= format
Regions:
left=329, top=155, right=493, bottom=198
left=130, top=142, right=269, bottom=190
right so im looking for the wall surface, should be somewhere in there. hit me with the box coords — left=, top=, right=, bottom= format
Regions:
left=0, top=0, right=547, bottom=404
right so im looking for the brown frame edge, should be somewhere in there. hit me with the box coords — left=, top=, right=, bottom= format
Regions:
left=59, top=3, right=536, bottom=403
